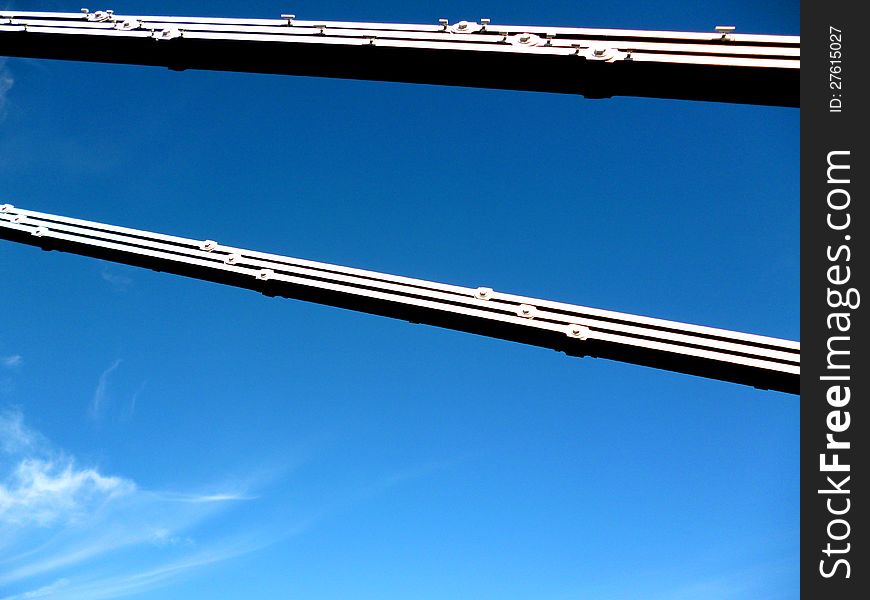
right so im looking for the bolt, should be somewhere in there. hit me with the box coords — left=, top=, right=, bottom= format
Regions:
left=567, top=324, right=590, bottom=339
left=475, top=287, right=493, bottom=300
left=518, top=304, right=537, bottom=318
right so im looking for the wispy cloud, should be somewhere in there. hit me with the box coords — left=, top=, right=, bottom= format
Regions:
left=1, top=355, right=22, bottom=369
left=0, top=410, right=37, bottom=455
left=644, top=559, right=796, bottom=600
left=0, top=58, right=12, bottom=123
left=124, top=381, right=147, bottom=421
left=0, top=458, right=134, bottom=527
left=0, top=410, right=263, bottom=599
left=99, top=270, right=133, bottom=292
left=554, top=557, right=796, bottom=600
left=1, top=543, right=260, bottom=600
left=90, top=360, right=122, bottom=419
left=156, top=492, right=256, bottom=504
left=1, top=577, right=70, bottom=600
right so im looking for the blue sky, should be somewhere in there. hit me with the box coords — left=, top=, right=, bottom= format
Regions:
left=1, top=1, right=798, bottom=599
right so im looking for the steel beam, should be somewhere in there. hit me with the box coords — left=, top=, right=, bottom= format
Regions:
left=0, top=10, right=799, bottom=106
left=0, top=205, right=800, bottom=393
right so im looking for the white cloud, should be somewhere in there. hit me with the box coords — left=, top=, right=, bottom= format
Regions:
left=0, top=410, right=36, bottom=454
left=148, top=527, right=193, bottom=548
left=99, top=270, right=133, bottom=292
left=0, top=578, right=70, bottom=600
left=1, top=355, right=22, bottom=369
left=124, top=380, right=147, bottom=421
left=157, top=492, right=255, bottom=504
left=0, top=458, right=134, bottom=527
left=0, top=58, right=12, bottom=123
left=0, top=410, right=262, bottom=598
left=90, top=360, right=122, bottom=419
left=0, top=545, right=259, bottom=600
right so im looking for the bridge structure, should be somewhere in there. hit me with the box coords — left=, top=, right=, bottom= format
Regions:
left=0, top=10, right=800, bottom=393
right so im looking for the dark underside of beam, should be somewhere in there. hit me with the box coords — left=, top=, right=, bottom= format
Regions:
left=1, top=33, right=799, bottom=106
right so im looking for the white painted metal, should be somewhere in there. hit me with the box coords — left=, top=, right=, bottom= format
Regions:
left=0, top=13, right=800, bottom=391
left=4, top=18, right=799, bottom=58
left=0, top=11, right=799, bottom=44
left=0, top=11, right=90, bottom=19
left=0, top=206, right=800, bottom=392
left=9, top=207, right=798, bottom=351
left=0, top=10, right=800, bottom=107
left=1, top=10, right=799, bottom=68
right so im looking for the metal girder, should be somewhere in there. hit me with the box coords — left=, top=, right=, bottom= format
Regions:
left=0, top=205, right=800, bottom=393
left=0, top=10, right=799, bottom=106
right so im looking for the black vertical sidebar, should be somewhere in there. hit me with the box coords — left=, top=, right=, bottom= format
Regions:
left=801, top=2, right=867, bottom=597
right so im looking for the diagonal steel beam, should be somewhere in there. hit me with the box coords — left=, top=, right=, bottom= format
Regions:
left=0, top=10, right=799, bottom=106
left=0, top=204, right=800, bottom=393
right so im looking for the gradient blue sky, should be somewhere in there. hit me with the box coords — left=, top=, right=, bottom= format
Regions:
left=1, top=1, right=798, bottom=599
